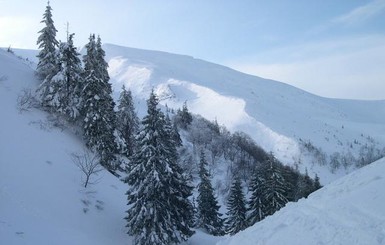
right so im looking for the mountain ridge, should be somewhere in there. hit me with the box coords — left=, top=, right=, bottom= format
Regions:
left=9, top=45, right=385, bottom=183
left=101, top=43, right=385, bottom=183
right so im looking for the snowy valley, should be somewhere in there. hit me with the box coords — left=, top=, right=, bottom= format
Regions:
left=104, top=43, right=385, bottom=184
left=1, top=42, right=385, bottom=244
left=2, top=1, right=385, bottom=244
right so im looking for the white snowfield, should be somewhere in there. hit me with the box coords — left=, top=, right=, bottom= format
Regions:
left=0, top=49, right=221, bottom=244
left=102, top=44, right=385, bottom=183
left=217, top=157, right=385, bottom=245
left=2, top=45, right=384, bottom=244
left=13, top=45, right=385, bottom=183
left=0, top=49, right=129, bottom=244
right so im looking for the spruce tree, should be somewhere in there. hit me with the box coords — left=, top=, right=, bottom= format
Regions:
left=295, top=169, right=316, bottom=199
left=125, top=91, right=194, bottom=245
left=36, top=1, right=59, bottom=108
left=225, top=177, right=248, bottom=235
left=81, top=34, right=117, bottom=169
left=36, top=1, right=59, bottom=81
left=95, top=35, right=110, bottom=86
left=263, top=155, right=289, bottom=217
left=197, top=150, right=224, bottom=235
left=175, top=101, right=192, bottom=129
left=248, top=155, right=289, bottom=225
left=50, top=34, right=83, bottom=120
left=165, top=113, right=182, bottom=148
left=247, top=167, right=267, bottom=226
left=116, top=86, right=139, bottom=157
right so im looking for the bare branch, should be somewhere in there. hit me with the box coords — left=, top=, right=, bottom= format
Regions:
left=17, top=88, right=38, bottom=113
left=71, top=150, right=104, bottom=188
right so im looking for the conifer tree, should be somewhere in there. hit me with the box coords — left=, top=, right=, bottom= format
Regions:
left=125, top=91, right=194, bottom=245
left=36, top=1, right=59, bottom=81
left=247, top=167, right=267, bottom=226
left=116, top=86, right=139, bottom=157
left=81, top=34, right=117, bottom=169
left=248, top=155, right=289, bottom=225
left=50, top=34, right=83, bottom=120
left=295, top=169, right=316, bottom=199
left=176, top=101, right=193, bottom=129
left=36, top=1, right=59, bottom=108
left=197, top=150, right=224, bottom=235
left=165, top=113, right=182, bottom=148
left=262, top=155, right=289, bottom=217
left=95, top=35, right=110, bottom=86
left=225, top=176, right=248, bottom=235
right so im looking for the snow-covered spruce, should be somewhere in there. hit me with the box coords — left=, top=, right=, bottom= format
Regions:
left=125, top=91, right=194, bottom=245
left=248, top=154, right=289, bottom=226
left=196, top=150, right=224, bottom=236
left=36, top=1, right=59, bottom=108
left=116, top=85, right=139, bottom=157
left=225, top=177, right=248, bottom=235
left=48, top=34, right=83, bottom=120
left=81, top=34, right=117, bottom=170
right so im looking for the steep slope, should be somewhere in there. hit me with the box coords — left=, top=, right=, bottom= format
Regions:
left=0, top=49, right=222, bottom=245
left=11, top=45, right=385, bottom=183
left=0, top=49, right=130, bottom=244
left=102, top=44, right=385, bottom=183
left=217, top=157, right=385, bottom=245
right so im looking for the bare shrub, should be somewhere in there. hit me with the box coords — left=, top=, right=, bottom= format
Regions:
left=17, top=88, right=38, bottom=113
left=71, top=150, right=104, bottom=188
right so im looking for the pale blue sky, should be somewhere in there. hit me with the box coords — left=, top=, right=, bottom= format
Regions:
left=1, top=0, right=385, bottom=99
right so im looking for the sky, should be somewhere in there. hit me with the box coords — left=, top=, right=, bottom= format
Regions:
left=1, top=0, right=385, bottom=100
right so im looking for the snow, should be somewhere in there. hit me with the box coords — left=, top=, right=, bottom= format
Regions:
left=10, top=45, right=385, bottom=184
left=217, top=157, right=385, bottom=245
left=102, top=43, right=385, bottom=184
left=0, top=49, right=130, bottom=244
left=1, top=44, right=384, bottom=244
left=0, top=48, right=221, bottom=245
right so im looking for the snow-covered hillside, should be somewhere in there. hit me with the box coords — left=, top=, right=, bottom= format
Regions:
left=102, top=44, right=385, bottom=183
left=12, top=45, right=385, bottom=183
left=0, top=49, right=222, bottom=245
left=0, top=48, right=129, bottom=244
left=217, top=157, right=385, bottom=245
left=2, top=43, right=384, bottom=244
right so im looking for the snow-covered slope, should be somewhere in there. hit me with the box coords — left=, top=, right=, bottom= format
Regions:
left=103, top=44, right=385, bottom=183
left=0, top=48, right=222, bottom=245
left=0, top=49, right=130, bottom=244
left=11, top=45, right=385, bottom=184
left=2, top=43, right=384, bottom=244
left=217, top=157, right=385, bottom=245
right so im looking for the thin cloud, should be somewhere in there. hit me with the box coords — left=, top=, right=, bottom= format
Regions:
left=226, top=35, right=385, bottom=100
left=333, top=0, right=385, bottom=26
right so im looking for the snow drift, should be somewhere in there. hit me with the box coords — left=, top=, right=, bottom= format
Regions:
left=217, top=157, right=385, bottom=245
